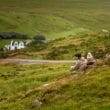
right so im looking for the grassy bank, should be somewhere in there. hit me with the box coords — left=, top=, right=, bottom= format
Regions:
left=0, top=62, right=110, bottom=110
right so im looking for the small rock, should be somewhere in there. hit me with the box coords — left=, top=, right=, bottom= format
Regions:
left=32, top=99, right=42, bottom=107
left=102, top=29, right=109, bottom=33
left=43, top=83, right=49, bottom=87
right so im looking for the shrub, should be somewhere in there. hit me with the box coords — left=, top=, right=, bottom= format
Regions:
left=93, top=49, right=105, bottom=58
left=33, top=35, right=46, bottom=41
left=0, top=32, right=28, bottom=39
left=0, top=52, right=8, bottom=58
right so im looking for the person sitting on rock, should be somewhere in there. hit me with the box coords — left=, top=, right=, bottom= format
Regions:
left=70, top=53, right=87, bottom=73
left=86, top=52, right=95, bottom=65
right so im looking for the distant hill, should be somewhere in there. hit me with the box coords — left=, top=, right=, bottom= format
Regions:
left=0, top=0, right=110, bottom=38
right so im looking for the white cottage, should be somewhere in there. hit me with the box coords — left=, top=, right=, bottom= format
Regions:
left=4, top=40, right=26, bottom=51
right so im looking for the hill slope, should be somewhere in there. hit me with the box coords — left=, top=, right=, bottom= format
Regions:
left=0, top=63, right=110, bottom=110
left=4, top=30, right=109, bottom=60
left=0, top=0, right=110, bottom=38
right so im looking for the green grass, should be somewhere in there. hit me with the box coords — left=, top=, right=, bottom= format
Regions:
left=0, top=0, right=110, bottom=38
left=0, top=63, right=110, bottom=110
left=0, top=63, right=70, bottom=98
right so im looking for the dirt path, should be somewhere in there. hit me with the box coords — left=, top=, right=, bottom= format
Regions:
left=0, top=59, right=76, bottom=64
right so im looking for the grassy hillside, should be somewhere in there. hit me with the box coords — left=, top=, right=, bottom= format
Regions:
left=0, top=0, right=110, bottom=38
left=0, top=1, right=110, bottom=110
left=5, top=30, right=109, bottom=60
left=0, top=62, right=110, bottom=110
